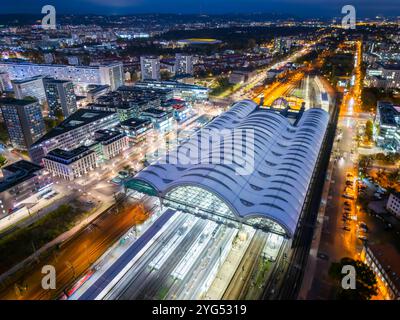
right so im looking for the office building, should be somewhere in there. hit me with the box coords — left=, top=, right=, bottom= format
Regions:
left=90, top=129, right=128, bottom=161
left=162, top=99, right=193, bottom=122
left=43, top=146, right=97, bottom=181
left=29, top=108, right=119, bottom=163
left=140, top=56, right=160, bottom=81
left=374, top=101, right=400, bottom=152
left=12, top=76, right=46, bottom=104
left=119, top=117, right=153, bottom=142
left=362, top=244, right=400, bottom=300
left=86, top=85, right=110, bottom=103
left=0, top=98, right=46, bottom=150
left=134, top=80, right=208, bottom=102
left=367, top=63, right=400, bottom=89
left=140, top=108, right=174, bottom=133
left=386, top=193, right=400, bottom=218
left=0, top=160, right=52, bottom=215
left=0, top=61, right=124, bottom=91
left=43, top=78, right=77, bottom=118
left=118, top=85, right=173, bottom=105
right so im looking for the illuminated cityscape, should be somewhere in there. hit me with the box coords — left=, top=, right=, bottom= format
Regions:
left=0, top=0, right=399, bottom=309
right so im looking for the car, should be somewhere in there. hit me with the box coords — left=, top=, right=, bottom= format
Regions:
left=343, top=226, right=351, bottom=231
left=344, top=201, right=351, bottom=206
left=373, top=193, right=382, bottom=200
left=317, top=252, right=329, bottom=260
left=359, top=222, right=368, bottom=229
left=384, top=223, right=393, bottom=231
left=358, top=235, right=368, bottom=241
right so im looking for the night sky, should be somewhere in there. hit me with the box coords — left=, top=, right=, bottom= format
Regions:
left=0, top=0, right=399, bottom=17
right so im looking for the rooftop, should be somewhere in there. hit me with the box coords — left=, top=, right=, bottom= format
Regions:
left=11, top=75, right=44, bottom=84
left=135, top=80, right=209, bottom=91
left=128, top=100, right=329, bottom=237
left=45, top=146, right=93, bottom=163
left=0, top=97, right=38, bottom=106
left=378, top=101, right=400, bottom=127
left=87, top=85, right=110, bottom=94
left=0, top=60, right=122, bottom=69
left=141, top=107, right=167, bottom=116
left=31, top=108, right=116, bottom=146
left=43, top=77, right=72, bottom=84
left=0, top=160, right=43, bottom=192
left=120, top=117, right=151, bottom=129
left=94, top=129, right=125, bottom=144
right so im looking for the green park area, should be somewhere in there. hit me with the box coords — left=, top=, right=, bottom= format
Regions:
left=210, top=77, right=241, bottom=98
left=0, top=122, right=8, bottom=144
left=0, top=204, right=88, bottom=273
left=0, top=154, right=6, bottom=167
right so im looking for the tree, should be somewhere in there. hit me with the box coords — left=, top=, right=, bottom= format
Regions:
left=160, top=70, right=172, bottom=81
left=54, top=108, right=65, bottom=123
left=0, top=154, right=7, bottom=167
left=247, top=38, right=257, bottom=49
left=0, top=122, right=9, bottom=144
left=123, top=165, right=134, bottom=175
left=365, top=120, right=374, bottom=142
left=44, top=118, right=57, bottom=131
left=361, top=88, right=377, bottom=111
left=329, top=257, right=378, bottom=300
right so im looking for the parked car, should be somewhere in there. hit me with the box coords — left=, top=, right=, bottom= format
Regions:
left=359, top=222, right=368, bottom=230
left=358, top=234, right=368, bottom=241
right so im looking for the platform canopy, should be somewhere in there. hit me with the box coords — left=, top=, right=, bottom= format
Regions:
left=127, top=100, right=329, bottom=237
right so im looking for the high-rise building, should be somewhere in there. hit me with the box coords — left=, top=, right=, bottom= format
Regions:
left=43, top=77, right=77, bottom=118
left=0, top=62, right=124, bottom=91
left=175, top=54, right=194, bottom=75
left=12, top=76, right=46, bottom=104
left=140, top=56, right=160, bottom=81
left=374, top=101, right=400, bottom=152
left=0, top=98, right=46, bottom=150
left=0, top=72, right=11, bottom=92
left=99, top=62, right=124, bottom=91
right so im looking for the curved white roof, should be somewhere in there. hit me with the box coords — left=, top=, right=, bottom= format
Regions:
left=133, top=100, right=329, bottom=237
